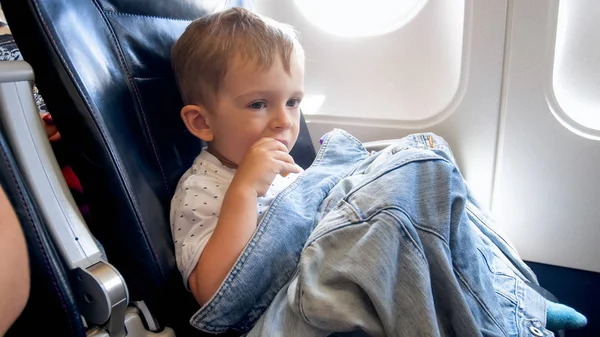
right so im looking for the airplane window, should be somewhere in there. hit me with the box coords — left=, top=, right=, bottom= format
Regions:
left=254, top=0, right=464, bottom=122
left=293, top=0, right=427, bottom=37
left=549, top=0, right=600, bottom=139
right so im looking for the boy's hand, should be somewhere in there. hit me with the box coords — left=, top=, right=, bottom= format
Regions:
left=233, top=138, right=301, bottom=197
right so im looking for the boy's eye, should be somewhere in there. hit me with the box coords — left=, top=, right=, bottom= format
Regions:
left=287, top=98, right=301, bottom=108
left=249, top=101, right=266, bottom=110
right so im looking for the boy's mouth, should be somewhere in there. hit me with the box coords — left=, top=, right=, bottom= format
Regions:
left=276, top=139, right=289, bottom=148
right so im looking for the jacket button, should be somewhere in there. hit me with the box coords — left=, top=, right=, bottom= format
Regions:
left=529, top=326, right=544, bottom=336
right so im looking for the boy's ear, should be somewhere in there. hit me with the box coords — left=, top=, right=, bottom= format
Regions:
left=181, top=105, right=214, bottom=142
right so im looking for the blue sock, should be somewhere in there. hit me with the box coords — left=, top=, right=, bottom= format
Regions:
left=546, top=300, right=587, bottom=330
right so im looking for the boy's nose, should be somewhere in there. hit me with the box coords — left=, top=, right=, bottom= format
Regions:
left=271, top=106, right=293, bottom=130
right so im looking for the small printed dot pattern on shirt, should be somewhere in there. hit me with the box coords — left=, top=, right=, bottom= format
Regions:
left=169, top=149, right=301, bottom=289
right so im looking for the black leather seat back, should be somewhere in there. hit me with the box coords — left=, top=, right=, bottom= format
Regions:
left=0, top=128, right=86, bottom=337
left=2, top=0, right=315, bottom=333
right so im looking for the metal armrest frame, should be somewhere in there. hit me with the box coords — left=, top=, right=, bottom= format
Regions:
left=0, top=61, right=129, bottom=336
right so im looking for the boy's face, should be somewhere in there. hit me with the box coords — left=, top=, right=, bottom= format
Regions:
left=206, top=54, right=304, bottom=166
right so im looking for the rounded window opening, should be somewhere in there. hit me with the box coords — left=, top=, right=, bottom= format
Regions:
left=549, top=0, right=600, bottom=140
left=293, top=0, right=428, bottom=37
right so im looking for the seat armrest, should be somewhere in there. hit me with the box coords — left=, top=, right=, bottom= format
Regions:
left=0, top=61, right=103, bottom=269
left=0, top=61, right=131, bottom=336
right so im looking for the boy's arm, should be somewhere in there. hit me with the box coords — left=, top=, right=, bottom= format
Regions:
left=188, top=138, right=301, bottom=306
left=189, top=183, right=258, bottom=305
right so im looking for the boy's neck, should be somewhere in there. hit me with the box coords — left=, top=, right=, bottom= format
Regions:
left=207, top=145, right=238, bottom=169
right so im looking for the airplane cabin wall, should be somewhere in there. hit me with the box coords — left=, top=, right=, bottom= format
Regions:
left=493, top=0, right=600, bottom=274
left=254, top=0, right=600, bottom=275
left=255, top=0, right=506, bottom=215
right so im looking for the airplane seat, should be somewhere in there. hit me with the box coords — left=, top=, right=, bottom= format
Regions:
left=0, top=0, right=316, bottom=335
left=0, top=60, right=185, bottom=336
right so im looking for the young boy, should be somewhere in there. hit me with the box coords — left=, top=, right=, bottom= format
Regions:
left=169, top=7, right=305, bottom=306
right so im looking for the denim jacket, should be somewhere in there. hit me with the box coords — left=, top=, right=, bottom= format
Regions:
left=191, top=129, right=553, bottom=337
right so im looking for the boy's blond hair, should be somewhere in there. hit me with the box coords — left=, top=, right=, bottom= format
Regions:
left=171, top=7, right=304, bottom=108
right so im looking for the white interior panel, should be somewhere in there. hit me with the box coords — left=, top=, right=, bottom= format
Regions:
left=256, top=0, right=508, bottom=209
left=493, top=0, right=600, bottom=272
left=254, top=0, right=464, bottom=121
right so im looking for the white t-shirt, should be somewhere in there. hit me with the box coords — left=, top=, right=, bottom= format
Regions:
left=170, top=149, right=300, bottom=289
